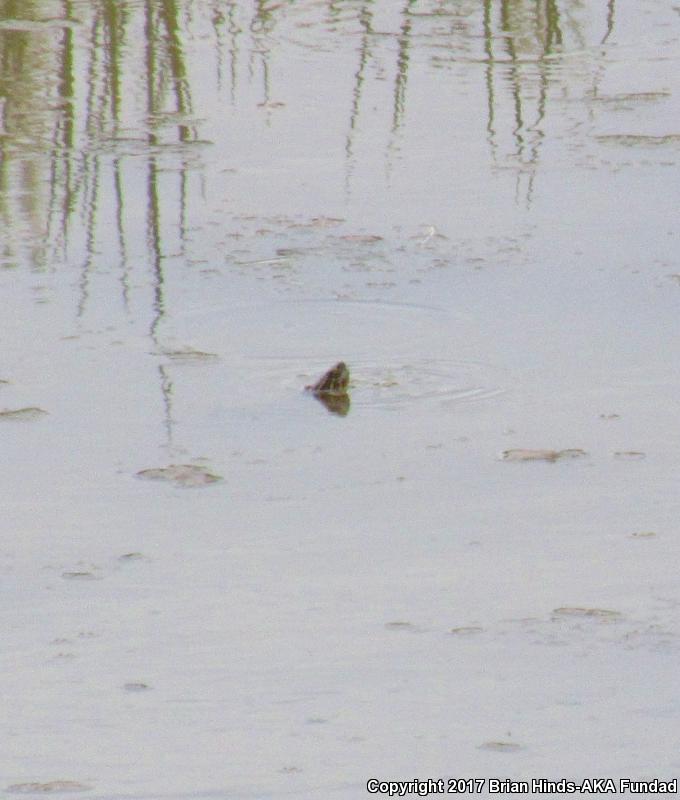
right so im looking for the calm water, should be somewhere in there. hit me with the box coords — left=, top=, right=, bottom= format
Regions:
left=2, top=1, right=680, bottom=797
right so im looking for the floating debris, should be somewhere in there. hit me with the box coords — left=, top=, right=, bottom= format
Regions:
left=234, top=256, right=289, bottom=267
left=449, top=626, right=484, bottom=636
left=631, top=531, right=656, bottom=539
left=596, top=133, right=680, bottom=146
left=478, top=741, right=522, bottom=752
left=292, top=216, right=344, bottom=229
left=162, top=348, right=218, bottom=362
left=613, top=451, right=646, bottom=460
left=589, top=91, right=670, bottom=103
left=136, top=464, right=223, bottom=487
left=340, top=234, right=383, bottom=243
left=0, top=406, right=48, bottom=421
left=552, top=607, right=622, bottom=619
left=61, top=571, right=98, bottom=581
left=123, top=682, right=151, bottom=692
left=276, top=247, right=306, bottom=257
left=118, top=552, right=145, bottom=561
left=385, top=621, right=417, bottom=631
left=501, top=448, right=586, bottom=463
left=6, top=782, right=92, bottom=794
left=305, top=362, right=350, bottom=417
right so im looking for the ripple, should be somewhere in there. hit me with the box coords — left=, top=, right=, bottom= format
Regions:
left=350, top=359, right=505, bottom=408
left=246, top=355, right=505, bottom=410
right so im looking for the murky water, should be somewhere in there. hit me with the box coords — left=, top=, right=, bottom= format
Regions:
left=2, top=1, right=680, bottom=797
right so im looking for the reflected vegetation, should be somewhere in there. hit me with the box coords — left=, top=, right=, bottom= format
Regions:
left=0, top=1, right=621, bottom=271
left=0, top=0, right=644, bottom=445
left=3, top=8, right=679, bottom=785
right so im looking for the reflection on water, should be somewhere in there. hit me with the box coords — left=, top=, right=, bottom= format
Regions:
left=2, top=0, right=672, bottom=451
left=4, top=2, right=680, bottom=795
left=0, top=1, right=622, bottom=274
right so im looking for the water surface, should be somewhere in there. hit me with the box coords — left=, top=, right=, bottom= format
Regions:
left=2, top=1, right=680, bottom=797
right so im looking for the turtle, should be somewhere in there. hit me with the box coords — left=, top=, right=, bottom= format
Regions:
left=305, top=362, right=351, bottom=416
left=306, top=361, right=350, bottom=395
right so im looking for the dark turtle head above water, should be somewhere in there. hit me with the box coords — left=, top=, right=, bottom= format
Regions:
left=306, top=362, right=351, bottom=416
left=307, top=361, right=350, bottom=395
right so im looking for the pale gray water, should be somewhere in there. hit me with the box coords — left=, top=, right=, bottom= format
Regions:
left=1, top=1, right=680, bottom=797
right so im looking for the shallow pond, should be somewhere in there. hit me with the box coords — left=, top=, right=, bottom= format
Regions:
left=2, top=1, right=680, bottom=797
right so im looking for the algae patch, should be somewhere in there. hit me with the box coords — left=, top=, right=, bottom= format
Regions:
left=501, top=448, right=586, bottom=463
left=136, top=464, right=223, bottom=487
left=0, top=406, right=47, bottom=421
